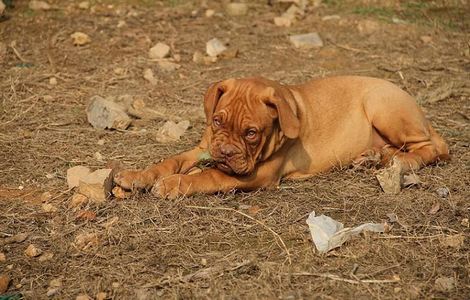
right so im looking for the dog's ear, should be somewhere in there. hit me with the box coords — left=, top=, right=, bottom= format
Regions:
left=203, top=79, right=235, bottom=125
left=263, top=87, right=300, bottom=139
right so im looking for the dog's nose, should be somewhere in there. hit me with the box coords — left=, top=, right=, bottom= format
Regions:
left=220, top=144, right=237, bottom=157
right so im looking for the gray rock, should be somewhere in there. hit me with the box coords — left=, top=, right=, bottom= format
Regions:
left=289, top=32, right=324, bottom=48
left=436, top=187, right=450, bottom=198
left=206, top=38, right=227, bottom=57
left=86, top=96, right=131, bottom=130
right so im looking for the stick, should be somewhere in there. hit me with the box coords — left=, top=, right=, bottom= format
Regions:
left=186, top=205, right=292, bottom=264
left=287, top=272, right=400, bottom=284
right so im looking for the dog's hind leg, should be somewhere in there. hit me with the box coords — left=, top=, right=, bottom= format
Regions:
left=364, top=85, right=450, bottom=172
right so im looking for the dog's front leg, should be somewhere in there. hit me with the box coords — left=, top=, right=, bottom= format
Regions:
left=152, top=161, right=283, bottom=199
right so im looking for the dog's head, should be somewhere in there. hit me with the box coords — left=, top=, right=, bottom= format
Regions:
left=204, top=77, right=300, bottom=175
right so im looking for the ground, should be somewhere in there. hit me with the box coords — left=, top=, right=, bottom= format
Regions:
left=0, top=0, right=469, bottom=299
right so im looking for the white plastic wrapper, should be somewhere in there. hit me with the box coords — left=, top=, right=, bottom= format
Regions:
left=306, top=211, right=385, bottom=253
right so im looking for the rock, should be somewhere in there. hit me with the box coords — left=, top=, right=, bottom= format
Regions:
left=206, top=38, right=227, bottom=57
left=97, top=139, right=105, bottom=146
left=420, top=35, right=432, bottom=43
left=439, top=234, right=465, bottom=249
left=67, top=166, right=91, bottom=188
left=76, top=295, right=91, bottom=300
left=220, top=48, right=239, bottom=59
left=96, top=292, right=107, bottom=300
left=158, top=60, right=181, bottom=72
left=225, top=3, right=248, bottom=16
left=42, top=203, right=58, bottom=213
left=274, top=16, right=293, bottom=27
left=193, top=51, right=217, bottom=64
left=117, top=20, right=126, bottom=28
left=25, top=244, right=42, bottom=257
left=94, top=152, right=104, bottom=161
left=86, top=96, right=131, bottom=130
left=73, top=232, right=99, bottom=250
left=402, top=173, right=421, bottom=187
left=149, top=42, right=170, bottom=59
left=38, top=251, right=54, bottom=262
left=7, top=233, right=28, bottom=244
left=434, top=277, right=455, bottom=292
left=78, top=168, right=114, bottom=203
left=289, top=32, right=324, bottom=48
left=461, top=218, right=469, bottom=227
left=29, top=1, right=51, bottom=11
left=76, top=210, right=97, bottom=221
left=205, top=9, right=215, bottom=17
left=49, top=278, right=62, bottom=288
left=0, top=274, right=10, bottom=293
left=0, top=253, right=5, bottom=262
left=40, top=191, right=52, bottom=202
left=375, top=158, right=403, bottom=194
left=48, top=77, right=57, bottom=86
left=47, top=288, right=60, bottom=297
left=436, top=187, right=449, bottom=198
left=156, top=120, right=190, bottom=143
left=69, top=193, right=88, bottom=208
left=143, top=68, right=157, bottom=85
left=78, top=1, right=89, bottom=9
left=70, top=32, right=91, bottom=46
left=112, top=186, right=131, bottom=199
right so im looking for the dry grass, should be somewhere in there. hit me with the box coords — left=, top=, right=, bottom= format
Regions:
left=0, top=0, right=469, bottom=299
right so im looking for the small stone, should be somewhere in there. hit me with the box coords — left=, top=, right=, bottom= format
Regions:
left=289, top=32, right=324, bottom=48
left=67, top=166, right=92, bottom=188
left=38, top=251, right=54, bottom=262
left=114, top=67, right=125, bottom=75
left=49, top=77, right=57, bottom=86
left=220, top=48, right=239, bottom=59
left=156, top=120, right=190, bottom=143
left=49, top=278, right=62, bottom=288
left=461, top=218, right=469, bottom=227
left=78, top=168, right=114, bottom=203
left=29, top=1, right=51, bottom=11
left=0, top=274, right=10, bottom=294
left=149, top=42, right=170, bottom=59
left=376, top=158, right=403, bottom=194
left=205, top=9, right=215, bottom=17
left=206, top=38, right=227, bottom=57
left=69, top=193, right=88, bottom=208
left=117, top=20, right=126, bottom=28
left=0, top=253, right=6, bottom=262
left=71, top=32, right=91, bottom=46
left=112, top=186, right=131, bottom=199
left=42, top=203, right=58, bottom=213
left=96, top=292, right=107, bottom=300
left=173, top=54, right=181, bottom=62
left=47, top=288, right=59, bottom=297
left=436, top=187, right=449, bottom=198
left=322, top=15, right=340, bottom=21
left=420, top=35, right=432, bottom=43
left=25, top=244, right=42, bottom=257
left=200, top=258, right=207, bottom=266
left=274, top=16, right=292, bottom=27
left=143, top=68, right=157, bottom=85
left=94, top=152, right=104, bottom=161
left=45, top=173, right=55, bottom=179
left=402, top=173, right=421, bottom=187
left=158, top=60, right=181, bottom=72
left=73, top=233, right=99, bottom=250
left=428, top=202, right=440, bottom=215
left=112, top=282, right=120, bottom=288
left=97, top=139, right=105, bottom=145
left=440, top=234, right=465, bottom=249
left=193, top=51, right=205, bottom=64
left=76, top=294, right=91, bottom=300
left=40, top=191, right=52, bottom=202
left=225, top=3, right=248, bottom=16
left=434, top=277, right=455, bottom=292
left=86, top=96, right=131, bottom=130
left=10, top=233, right=28, bottom=243
left=78, top=1, right=89, bottom=9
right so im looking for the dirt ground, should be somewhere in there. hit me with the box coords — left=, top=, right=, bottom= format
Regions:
left=0, top=0, right=469, bottom=299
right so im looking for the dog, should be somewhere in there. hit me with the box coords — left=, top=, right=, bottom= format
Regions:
left=114, top=76, right=450, bottom=198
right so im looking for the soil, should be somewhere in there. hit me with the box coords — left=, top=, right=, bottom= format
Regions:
left=0, top=0, right=469, bottom=299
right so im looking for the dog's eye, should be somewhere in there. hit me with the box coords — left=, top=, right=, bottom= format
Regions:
left=213, top=117, right=221, bottom=127
left=245, top=129, right=257, bottom=139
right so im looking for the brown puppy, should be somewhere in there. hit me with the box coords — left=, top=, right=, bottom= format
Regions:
left=114, top=76, right=449, bottom=198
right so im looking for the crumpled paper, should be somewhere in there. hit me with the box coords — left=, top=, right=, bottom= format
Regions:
left=306, top=211, right=385, bottom=253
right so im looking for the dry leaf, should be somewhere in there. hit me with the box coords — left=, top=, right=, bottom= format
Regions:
left=74, top=232, right=99, bottom=250
left=0, top=274, right=10, bottom=293
left=76, top=210, right=97, bottom=221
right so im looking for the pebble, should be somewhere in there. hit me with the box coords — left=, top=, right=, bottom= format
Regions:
left=322, top=15, right=341, bottom=21
left=149, top=42, right=170, bottom=59
left=78, top=1, right=89, bottom=9
left=47, top=288, right=59, bottom=297
left=0, top=253, right=5, bottom=262
left=25, top=244, right=42, bottom=257
left=86, top=96, right=131, bottom=130
left=375, top=158, right=402, bottom=194
left=69, top=193, right=88, bottom=208
left=70, top=32, right=91, bottom=46
left=29, top=0, right=51, bottom=11
left=158, top=60, right=181, bottom=72
left=143, top=68, right=157, bottom=85
left=156, top=120, right=190, bottom=143
left=289, top=32, right=324, bottom=48
left=67, top=166, right=92, bottom=188
left=225, top=3, right=248, bottom=16
left=206, top=38, right=227, bottom=57
left=0, top=274, right=10, bottom=294
left=49, top=77, right=57, bottom=85
left=436, top=187, right=449, bottom=198
left=205, top=9, right=215, bottom=17
left=42, top=203, right=58, bottom=213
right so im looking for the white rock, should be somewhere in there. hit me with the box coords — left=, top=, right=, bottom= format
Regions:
left=143, top=68, right=157, bottom=85
left=78, top=169, right=114, bottom=203
left=86, top=96, right=131, bottom=130
left=67, top=166, right=91, bottom=188
left=158, top=61, right=181, bottom=72
left=29, top=1, right=51, bottom=11
left=70, top=32, right=91, bottom=46
left=225, top=3, right=248, bottom=16
left=78, top=1, right=89, bottom=9
left=206, top=38, right=227, bottom=57
left=289, top=32, right=324, bottom=48
left=436, top=187, right=449, bottom=198
left=149, top=42, right=170, bottom=59
left=156, top=120, right=190, bottom=143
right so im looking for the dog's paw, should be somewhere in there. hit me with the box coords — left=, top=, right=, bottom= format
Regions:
left=114, top=170, right=150, bottom=190
left=151, top=175, right=191, bottom=199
